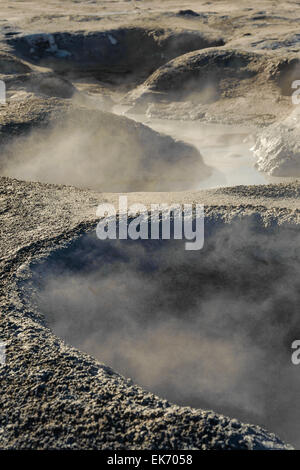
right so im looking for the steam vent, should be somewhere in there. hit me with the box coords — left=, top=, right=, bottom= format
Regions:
left=0, top=0, right=300, bottom=454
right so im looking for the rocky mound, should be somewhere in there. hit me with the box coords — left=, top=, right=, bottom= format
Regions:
left=122, top=48, right=295, bottom=124
left=0, top=50, right=77, bottom=99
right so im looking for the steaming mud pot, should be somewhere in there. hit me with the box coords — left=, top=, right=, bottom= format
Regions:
left=115, top=111, right=300, bottom=188
left=0, top=102, right=210, bottom=192
left=121, top=48, right=296, bottom=125
left=27, top=218, right=300, bottom=448
left=127, top=116, right=269, bottom=188
left=1, top=177, right=298, bottom=450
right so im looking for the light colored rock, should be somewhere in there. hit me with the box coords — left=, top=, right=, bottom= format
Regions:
left=253, top=108, right=300, bottom=176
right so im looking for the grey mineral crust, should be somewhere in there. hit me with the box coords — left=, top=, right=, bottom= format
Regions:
left=0, top=176, right=297, bottom=449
